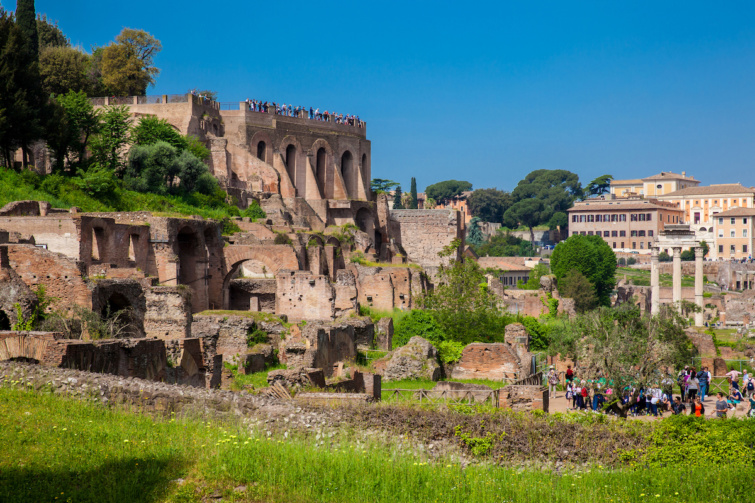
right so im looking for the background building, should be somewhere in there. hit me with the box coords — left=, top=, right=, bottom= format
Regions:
left=711, top=207, right=755, bottom=261
left=610, top=171, right=700, bottom=199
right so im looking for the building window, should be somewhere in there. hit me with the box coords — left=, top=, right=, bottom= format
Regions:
left=745, top=218, right=749, bottom=224
left=631, top=230, right=637, bottom=237
left=588, top=231, right=593, bottom=235
left=603, top=231, right=610, bottom=237
left=731, top=230, right=736, bottom=238
left=631, top=214, right=638, bottom=221
left=581, top=231, right=586, bottom=235
left=611, top=231, right=618, bottom=237
left=620, top=231, right=626, bottom=237
left=573, top=231, right=578, bottom=236
left=646, top=213, right=651, bottom=221
left=638, top=230, right=646, bottom=237
left=731, top=217, right=736, bottom=225
left=730, top=245, right=736, bottom=254
left=719, top=217, right=724, bottom=225
left=572, top=215, right=577, bottom=223
left=719, top=230, right=724, bottom=238
left=744, top=229, right=748, bottom=238
left=648, top=241, right=652, bottom=249
left=640, top=242, right=644, bottom=249
left=648, top=230, right=653, bottom=237
left=745, top=245, right=749, bottom=253
left=719, top=245, right=724, bottom=253
left=588, top=215, right=594, bottom=222
left=632, top=242, right=636, bottom=249
left=612, top=242, right=616, bottom=248
left=611, top=214, right=617, bottom=222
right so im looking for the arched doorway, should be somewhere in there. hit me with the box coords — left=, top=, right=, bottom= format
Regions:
left=355, top=208, right=375, bottom=248
left=257, top=141, right=266, bottom=161
left=340, top=151, right=353, bottom=199
left=177, top=227, right=206, bottom=312
left=316, top=147, right=327, bottom=197
left=286, top=144, right=297, bottom=193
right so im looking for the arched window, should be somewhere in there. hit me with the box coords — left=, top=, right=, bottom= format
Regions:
left=316, top=147, right=327, bottom=196
left=340, top=151, right=353, bottom=199
left=285, top=144, right=296, bottom=190
left=257, top=141, right=266, bottom=161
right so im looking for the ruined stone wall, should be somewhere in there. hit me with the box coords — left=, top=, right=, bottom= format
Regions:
left=389, top=210, right=463, bottom=274
left=4, top=244, right=90, bottom=310
left=144, top=286, right=192, bottom=339
left=723, top=290, right=755, bottom=323
left=0, top=216, right=80, bottom=258
left=275, top=270, right=335, bottom=321
left=279, top=322, right=357, bottom=377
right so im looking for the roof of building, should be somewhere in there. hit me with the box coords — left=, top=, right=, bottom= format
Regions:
left=567, top=199, right=681, bottom=212
left=641, top=171, right=699, bottom=182
left=660, top=183, right=755, bottom=198
left=610, top=178, right=644, bottom=186
left=476, top=256, right=531, bottom=272
left=712, top=207, right=755, bottom=217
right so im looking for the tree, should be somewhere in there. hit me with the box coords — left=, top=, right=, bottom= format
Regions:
left=15, top=0, right=38, bottom=60
left=550, top=234, right=616, bottom=306
left=424, top=197, right=436, bottom=209
left=100, top=29, right=161, bottom=95
left=132, top=116, right=188, bottom=151
left=466, top=217, right=484, bottom=247
left=409, top=177, right=418, bottom=209
left=585, top=174, right=613, bottom=198
left=56, top=90, right=99, bottom=166
left=510, top=169, right=582, bottom=228
left=518, top=263, right=550, bottom=290
left=558, top=269, right=598, bottom=313
left=547, top=211, right=568, bottom=231
left=419, top=256, right=507, bottom=345
left=0, top=9, right=44, bottom=168
left=37, top=14, right=69, bottom=50
left=700, top=240, right=709, bottom=258
left=125, top=140, right=213, bottom=195
left=467, top=188, right=513, bottom=223
left=392, top=185, right=404, bottom=209
left=89, top=105, right=131, bottom=174
left=370, top=178, right=399, bottom=194
left=425, top=179, right=472, bottom=205
left=503, top=199, right=545, bottom=244
left=190, top=89, right=217, bottom=101
left=548, top=304, right=695, bottom=418
left=39, top=46, right=90, bottom=96
left=474, top=230, right=534, bottom=257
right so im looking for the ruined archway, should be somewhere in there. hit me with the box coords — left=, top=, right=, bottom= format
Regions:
left=355, top=207, right=376, bottom=250
left=316, top=147, right=327, bottom=197
left=257, top=141, right=266, bottom=161
left=177, top=227, right=206, bottom=312
left=340, top=150, right=354, bottom=199
left=221, top=244, right=300, bottom=310
left=286, top=144, right=297, bottom=194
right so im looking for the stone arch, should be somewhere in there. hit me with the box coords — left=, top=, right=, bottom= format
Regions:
left=355, top=207, right=376, bottom=249
left=280, top=135, right=304, bottom=195
left=310, top=139, right=334, bottom=199
left=177, top=226, right=205, bottom=312
left=699, top=227, right=707, bottom=232
left=89, top=280, right=147, bottom=338
left=221, top=245, right=300, bottom=309
left=340, top=150, right=354, bottom=199
left=0, top=334, right=50, bottom=363
left=250, top=131, right=273, bottom=165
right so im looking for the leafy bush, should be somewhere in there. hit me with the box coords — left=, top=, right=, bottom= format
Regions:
left=519, top=316, right=549, bottom=351
left=241, top=200, right=266, bottom=221
left=393, top=310, right=446, bottom=348
left=73, top=163, right=118, bottom=197
left=274, top=232, right=292, bottom=245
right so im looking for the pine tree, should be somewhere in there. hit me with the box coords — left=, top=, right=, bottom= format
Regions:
left=467, top=217, right=484, bottom=247
left=410, top=177, right=418, bottom=209
left=15, top=0, right=38, bottom=59
left=393, top=186, right=404, bottom=209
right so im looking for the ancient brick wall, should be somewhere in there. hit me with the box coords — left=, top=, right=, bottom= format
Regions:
left=144, top=287, right=192, bottom=339
left=389, top=210, right=463, bottom=273
left=5, top=244, right=90, bottom=310
left=0, top=216, right=81, bottom=258
left=451, top=344, right=522, bottom=381
left=276, top=270, right=335, bottom=321
left=498, top=385, right=549, bottom=412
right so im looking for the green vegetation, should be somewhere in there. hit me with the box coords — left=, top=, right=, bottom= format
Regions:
left=472, top=229, right=535, bottom=257
left=227, top=363, right=287, bottom=390
left=382, top=377, right=508, bottom=390
left=195, top=310, right=289, bottom=326
left=617, top=267, right=697, bottom=288
left=467, top=187, right=513, bottom=224
left=349, top=251, right=421, bottom=269
left=2, top=387, right=754, bottom=502
left=369, top=178, right=399, bottom=194
left=551, top=234, right=616, bottom=306
left=425, top=179, right=472, bottom=205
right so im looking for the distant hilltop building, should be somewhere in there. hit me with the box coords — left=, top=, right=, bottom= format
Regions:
left=610, top=171, right=700, bottom=199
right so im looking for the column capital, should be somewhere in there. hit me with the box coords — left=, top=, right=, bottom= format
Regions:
left=672, top=246, right=682, bottom=256
left=695, top=246, right=705, bottom=258
left=651, top=247, right=659, bottom=258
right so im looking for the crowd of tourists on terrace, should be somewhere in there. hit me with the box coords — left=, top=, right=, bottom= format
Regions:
left=242, top=98, right=364, bottom=127
left=547, top=364, right=755, bottom=418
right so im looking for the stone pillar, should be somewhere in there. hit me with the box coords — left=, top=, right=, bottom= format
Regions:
left=651, top=246, right=660, bottom=315
left=672, top=246, right=682, bottom=312
left=695, top=246, right=704, bottom=326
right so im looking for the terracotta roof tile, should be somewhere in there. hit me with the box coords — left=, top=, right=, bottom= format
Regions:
left=661, top=184, right=755, bottom=197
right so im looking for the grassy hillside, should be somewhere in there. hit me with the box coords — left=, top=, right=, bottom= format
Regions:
left=0, top=167, right=255, bottom=222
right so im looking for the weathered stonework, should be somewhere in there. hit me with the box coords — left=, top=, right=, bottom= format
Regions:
left=372, top=336, right=441, bottom=382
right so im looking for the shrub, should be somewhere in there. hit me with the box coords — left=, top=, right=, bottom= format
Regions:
left=274, top=233, right=292, bottom=245
left=393, top=310, right=446, bottom=348
left=241, top=200, right=266, bottom=221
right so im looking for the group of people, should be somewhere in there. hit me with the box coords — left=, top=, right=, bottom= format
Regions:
left=547, top=364, right=755, bottom=419
left=243, top=99, right=364, bottom=127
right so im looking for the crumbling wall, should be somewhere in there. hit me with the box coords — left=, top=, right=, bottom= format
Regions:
left=275, top=270, right=335, bottom=321
left=278, top=321, right=357, bottom=377
left=144, top=286, right=192, bottom=339
left=389, top=209, right=463, bottom=275
left=451, top=323, right=533, bottom=381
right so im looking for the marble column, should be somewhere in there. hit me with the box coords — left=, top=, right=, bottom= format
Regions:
left=651, top=246, right=660, bottom=315
left=672, top=246, right=682, bottom=312
left=695, top=246, right=704, bottom=326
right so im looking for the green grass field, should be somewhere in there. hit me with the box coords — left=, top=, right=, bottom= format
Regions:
left=2, top=387, right=753, bottom=502
left=616, top=267, right=697, bottom=288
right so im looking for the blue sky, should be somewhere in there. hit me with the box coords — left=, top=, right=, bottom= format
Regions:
left=14, top=1, right=755, bottom=192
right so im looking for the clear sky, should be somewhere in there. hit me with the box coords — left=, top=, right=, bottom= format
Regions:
left=13, top=1, right=755, bottom=193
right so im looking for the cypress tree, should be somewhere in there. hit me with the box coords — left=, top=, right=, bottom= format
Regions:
left=15, top=0, right=38, bottom=59
left=410, top=177, right=418, bottom=209
left=393, top=186, right=404, bottom=209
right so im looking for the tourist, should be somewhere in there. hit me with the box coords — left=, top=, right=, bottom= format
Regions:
left=748, top=395, right=755, bottom=417
left=671, top=396, right=685, bottom=415
left=746, top=373, right=755, bottom=398
left=726, top=369, right=741, bottom=390
left=689, top=397, right=705, bottom=418
left=572, top=381, right=581, bottom=410
left=678, top=366, right=690, bottom=401
left=715, top=392, right=729, bottom=418
left=547, top=366, right=558, bottom=399
left=697, top=366, right=709, bottom=402
left=565, top=381, right=574, bottom=410
left=729, top=387, right=744, bottom=409
left=686, top=371, right=700, bottom=403
left=565, top=365, right=574, bottom=384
